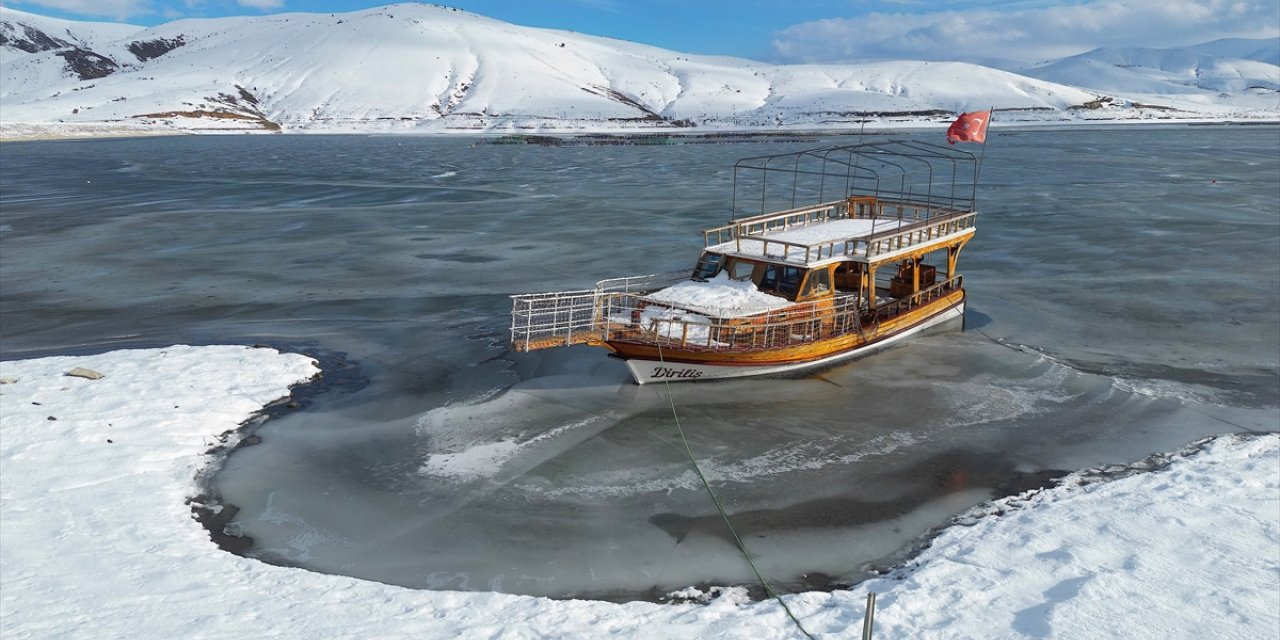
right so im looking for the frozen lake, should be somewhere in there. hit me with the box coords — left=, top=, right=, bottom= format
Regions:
left=1, top=126, right=1277, bottom=600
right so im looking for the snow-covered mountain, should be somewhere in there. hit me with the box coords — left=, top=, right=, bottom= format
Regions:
left=0, top=7, right=140, bottom=53
left=1, top=4, right=1276, bottom=135
left=1185, top=37, right=1280, bottom=65
left=1023, top=41, right=1280, bottom=95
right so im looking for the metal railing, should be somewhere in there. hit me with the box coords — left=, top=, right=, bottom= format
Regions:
left=510, top=287, right=602, bottom=351
left=510, top=272, right=686, bottom=352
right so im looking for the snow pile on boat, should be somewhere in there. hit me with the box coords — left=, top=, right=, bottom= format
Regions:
left=643, top=272, right=792, bottom=317
left=628, top=273, right=794, bottom=346
left=0, top=345, right=1276, bottom=639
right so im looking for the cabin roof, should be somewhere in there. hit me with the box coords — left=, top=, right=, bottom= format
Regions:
left=707, top=218, right=906, bottom=264
left=705, top=208, right=976, bottom=268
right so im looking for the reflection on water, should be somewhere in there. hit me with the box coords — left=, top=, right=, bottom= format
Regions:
left=1, top=127, right=1276, bottom=599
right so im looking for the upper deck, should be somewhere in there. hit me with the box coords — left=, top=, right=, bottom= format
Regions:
left=703, top=196, right=976, bottom=267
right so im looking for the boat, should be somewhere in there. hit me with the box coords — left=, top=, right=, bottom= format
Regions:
left=510, top=139, right=979, bottom=384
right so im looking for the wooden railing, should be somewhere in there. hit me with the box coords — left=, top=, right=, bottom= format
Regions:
left=512, top=274, right=965, bottom=353
left=862, top=213, right=976, bottom=259
left=703, top=197, right=975, bottom=266
left=598, top=292, right=867, bottom=352
left=873, top=276, right=964, bottom=321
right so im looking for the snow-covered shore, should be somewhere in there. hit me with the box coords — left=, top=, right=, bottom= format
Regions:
left=3, top=116, right=1279, bottom=143
left=0, top=121, right=189, bottom=142
left=0, top=346, right=1275, bottom=639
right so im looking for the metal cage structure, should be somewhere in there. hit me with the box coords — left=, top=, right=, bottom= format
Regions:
left=730, top=139, right=979, bottom=221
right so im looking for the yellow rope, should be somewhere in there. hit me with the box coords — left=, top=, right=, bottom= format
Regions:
left=654, top=343, right=817, bottom=640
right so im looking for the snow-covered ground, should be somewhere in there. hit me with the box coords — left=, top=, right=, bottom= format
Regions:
left=0, top=346, right=1276, bottom=639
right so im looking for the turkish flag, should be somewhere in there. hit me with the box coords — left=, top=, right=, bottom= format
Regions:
left=946, top=111, right=991, bottom=144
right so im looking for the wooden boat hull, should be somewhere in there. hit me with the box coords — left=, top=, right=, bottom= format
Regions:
left=608, top=291, right=965, bottom=384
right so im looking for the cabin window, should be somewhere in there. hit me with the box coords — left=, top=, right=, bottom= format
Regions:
left=801, top=268, right=831, bottom=298
left=758, top=264, right=805, bottom=299
left=692, top=253, right=723, bottom=280
left=834, top=262, right=861, bottom=292
left=727, top=259, right=756, bottom=281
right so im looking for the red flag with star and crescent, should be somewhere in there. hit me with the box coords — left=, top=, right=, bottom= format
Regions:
left=946, top=110, right=991, bottom=144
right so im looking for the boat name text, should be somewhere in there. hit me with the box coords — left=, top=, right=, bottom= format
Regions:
left=650, top=366, right=703, bottom=380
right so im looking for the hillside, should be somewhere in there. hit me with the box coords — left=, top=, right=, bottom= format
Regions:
left=1, top=3, right=1277, bottom=135
left=1024, top=42, right=1280, bottom=95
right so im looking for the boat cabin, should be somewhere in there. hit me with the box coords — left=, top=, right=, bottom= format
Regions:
left=690, top=191, right=971, bottom=322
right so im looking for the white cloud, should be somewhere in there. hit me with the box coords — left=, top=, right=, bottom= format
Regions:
left=771, top=0, right=1280, bottom=65
left=5, top=0, right=282, bottom=20
left=7, top=0, right=152, bottom=21
left=236, top=0, right=283, bottom=10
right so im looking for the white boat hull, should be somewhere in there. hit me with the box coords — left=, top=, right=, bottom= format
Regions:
left=623, top=302, right=965, bottom=384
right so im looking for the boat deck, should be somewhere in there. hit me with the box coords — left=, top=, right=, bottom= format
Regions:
left=704, top=197, right=976, bottom=267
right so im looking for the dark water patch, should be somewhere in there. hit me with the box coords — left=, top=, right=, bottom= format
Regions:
left=188, top=347, right=367, bottom=555
left=640, top=449, right=1069, bottom=601
left=417, top=251, right=498, bottom=264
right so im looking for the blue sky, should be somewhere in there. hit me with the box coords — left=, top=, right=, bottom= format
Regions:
left=4, top=0, right=1278, bottom=63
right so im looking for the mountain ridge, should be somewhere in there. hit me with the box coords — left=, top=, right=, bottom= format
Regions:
left=1, top=3, right=1276, bottom=135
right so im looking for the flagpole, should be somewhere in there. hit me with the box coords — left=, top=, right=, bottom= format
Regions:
left=976, top=106, right=993, bottom=181
left=973, top=107, right=994, bottom=206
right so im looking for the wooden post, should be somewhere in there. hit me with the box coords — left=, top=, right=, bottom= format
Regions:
left=862, top=591, right=876, bottom=639
left=866, top=266, right=877, bottom=315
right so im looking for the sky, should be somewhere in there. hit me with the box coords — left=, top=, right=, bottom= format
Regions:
left=3, top=0, right=1278, bottom=64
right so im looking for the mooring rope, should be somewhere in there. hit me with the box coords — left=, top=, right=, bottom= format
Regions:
left=654, top=342, right=817, bottom=640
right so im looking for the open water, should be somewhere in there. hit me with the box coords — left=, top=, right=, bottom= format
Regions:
left=2, top=126, right=1277, bottom=600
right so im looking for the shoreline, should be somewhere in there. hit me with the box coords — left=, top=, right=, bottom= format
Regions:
left=188, top=345, right=367, bottom=557
left=3, top=116, right=1277, bottom=143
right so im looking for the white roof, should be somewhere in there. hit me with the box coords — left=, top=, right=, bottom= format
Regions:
left=708, top=218, right=909, bottom=264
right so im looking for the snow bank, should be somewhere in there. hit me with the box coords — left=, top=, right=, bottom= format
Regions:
left=1, top=345, right=1275, bottom=639
left=858, top=433, right=1280, bottom=638
left=0, top=121, right=186, bottom=141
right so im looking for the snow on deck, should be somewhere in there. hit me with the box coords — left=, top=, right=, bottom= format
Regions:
left=642, top=272, right=793, bottom=317
left=1, top=346, right=1276, bottom=639
left=709, top=218, right=908, bottom=262
left=610, top=273, right=794, bottom=346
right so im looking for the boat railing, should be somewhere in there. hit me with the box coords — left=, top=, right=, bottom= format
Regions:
left=510, top=272, right=686, bottom=352
left=598, top=292, right=867, bottom=352
left=510, top=287, right=601, bottom=352
left=862, top=212, right=976, bottom=259
left=873, top=275, right=964, bottom=321
left=707, top=208, right=976, bottom=266
left=605, top=275, right=966, bottom=352
left=512, top=274, right=966, bottom=353
left=704, top=197, right=969, bottom=244
left=703, top=201, right=847, bottom=247
left=595, top=271, right=688, bottom=295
